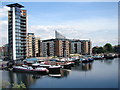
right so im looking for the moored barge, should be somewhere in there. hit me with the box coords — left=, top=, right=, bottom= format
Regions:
left=13, top=65, right=49, bottom=74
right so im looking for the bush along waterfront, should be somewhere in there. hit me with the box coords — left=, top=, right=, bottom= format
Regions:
left=12, top=82, right=26, bottom=89
left=1, top=81, right=26, bottom=89
left=92, top=43, right=120, bottom=54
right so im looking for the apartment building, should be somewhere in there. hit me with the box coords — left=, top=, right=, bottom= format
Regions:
left=27, top=33, right=42, bottom=57
left=42, top=39, right=55, bottom=57
left=7, top=3, right=27, bottom=60
left=81, top=40, right=92, bottom=55
left=42, top=39, right=70, bottom=57
left=70, top=39, right=92, bottom=55
left=70, top=40, right=81, bottom=54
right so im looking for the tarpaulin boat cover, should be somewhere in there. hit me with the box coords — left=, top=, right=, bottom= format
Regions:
left=25, top=58, right=38, bottom=61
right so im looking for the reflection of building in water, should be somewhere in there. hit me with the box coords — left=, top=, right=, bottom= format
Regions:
left=72, top=63, right=93, bottom=71
left=81, top=63, right=92, bottom=71
left=48, top=69, right=70, bottom=79
left=61, top=70, right=70, bottom=78
left=8, top=72, right=36, bottom=88
left=104, top=60, right=113, bottom=65
left=32, top=74, right=43, bottom=79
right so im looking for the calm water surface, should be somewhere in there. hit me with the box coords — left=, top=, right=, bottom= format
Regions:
left=1, top=58, right=119, bottom=88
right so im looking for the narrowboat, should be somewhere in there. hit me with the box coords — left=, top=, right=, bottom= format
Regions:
left=13, top=65, right=49, bottom=74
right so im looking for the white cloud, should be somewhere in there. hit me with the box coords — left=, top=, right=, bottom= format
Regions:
left=0, top=6, right=9, bottom=46
left=0, top=19, right=118, bottom=46
left=0, top=17, right=118, bottom=47
left=28, top=18, right=118, bottom=46
left=0, top=20, right=8, bottom=46
left=0, top=6, right=10, bottom=18
left=0, top=5, right=118, bottom=47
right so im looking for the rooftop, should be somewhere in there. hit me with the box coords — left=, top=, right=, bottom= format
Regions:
left=28, top=33, right=34, bottom=35
left=42, top=38, right=69, bottom=42
left=70, top=39, right=91, bottom=42
left=6, top=3, right=24, bottom=8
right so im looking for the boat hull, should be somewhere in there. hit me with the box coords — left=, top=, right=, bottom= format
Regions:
left=62, top=64, right=71, bottom=69
left=69, top=63, right=75, bottom=67
left=93, top=58, right=104, bottom=60
left=82, top=60, right=94, bottom=63
left=73, top=59, right=80, bottom=64
left=104, top=57, right=114, bottom=59
left=48, top=67, right=61, bottom=74
left=13, top=68, right=48, bottom=75
left=82, top=60, right=88, bottom=63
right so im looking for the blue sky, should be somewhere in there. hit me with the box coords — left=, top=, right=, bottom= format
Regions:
left=0, top=2, right=118, bottom=47
left=24, top=2, right=117, bottom=25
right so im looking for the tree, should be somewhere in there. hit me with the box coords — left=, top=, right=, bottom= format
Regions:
left=92, top=46, right=105, bottom=54
left=92, top=47, right=99, bottom=54
left=113, top=45, right=120, bottom=53
left=104, top=43, right=113, bottom=53
left=97, top=47, right=105, bottom=53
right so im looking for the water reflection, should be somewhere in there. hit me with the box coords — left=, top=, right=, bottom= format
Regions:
left=94, top=59, right=115, bottom=65
left=32, top=75, right=42, bottom=79
left=48, top=69, right=70, bottom=79
left=2, top=69, right=71, bottom=87
left=2, top=58, right=118, bottom=88
left=103, top=59, right=114, bottom=65
left=61, top=69, right=70, bottom=78
left=72, top=62, right=93, bottom=71
left=3, top=71, right=37, bottom=88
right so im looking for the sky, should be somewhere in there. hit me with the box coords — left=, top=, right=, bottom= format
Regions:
left=0, top=2, right=118, bottom=47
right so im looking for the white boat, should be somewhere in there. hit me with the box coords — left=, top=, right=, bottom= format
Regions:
left=31, top=62, right=62, bottom=74
left=48, top=65, right=61, bottom=74
left=49, top=65, right=61, bottom=68
left=13, top=65, right=49, bottom=74
left=49, top=74, right=61, bottom=77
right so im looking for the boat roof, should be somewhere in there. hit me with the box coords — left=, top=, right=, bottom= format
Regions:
left=49, top=59, right=58, bottom=61
left=25, top=58, right=38, bottom=61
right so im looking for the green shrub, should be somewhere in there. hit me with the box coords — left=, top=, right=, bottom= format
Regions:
left=12, top=82, right=26, bottom=88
